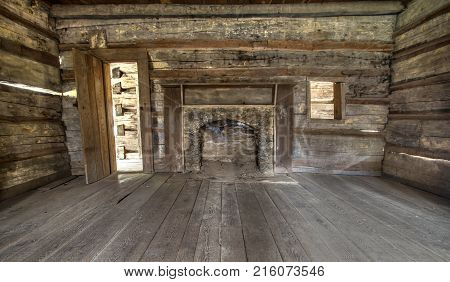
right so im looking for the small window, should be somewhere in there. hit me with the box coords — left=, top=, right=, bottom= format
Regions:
left=309, top=81, right=343, bottom=120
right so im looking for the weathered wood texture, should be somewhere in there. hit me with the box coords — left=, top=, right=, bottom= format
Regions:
left=55, top=4, right=395, bottom=175
left=62, top=95, right=85, bottom=175
left=0, top=50, right=60, bottom=92
left=275, top=85, right=294, bottom=173
left=0, top=15, right=57, bottom=55
left=384, top=0, right=450, bottom=198
left=1, top=173, right=449, bottom=261
left=2, top=0, right=53, bottom=32
left=73, top=50, right=111, bottom=183
left=51, top=3, right=404, bottom=19
left=0, top=1, right=70, bottom=201
left=293, top=79, right=388, bottom=174
left=55, top=16, right=395, bottom=45
left=162, top=87, right=183, bottom=172
left=395, top=0, right=450, bottom=35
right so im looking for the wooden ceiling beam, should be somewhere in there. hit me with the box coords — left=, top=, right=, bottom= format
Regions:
left=51, top=2, right=404, bottom=19
left=59, top=39, right=394, bottom=52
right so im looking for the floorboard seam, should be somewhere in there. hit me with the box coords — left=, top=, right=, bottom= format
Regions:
left=293, top=174, right=447, bottom=261
left=252, top=183, right=284, bottom=262
left=261, top=184, right=311, bottom=261
left=138, top=177, right=187, bottom=261
left=39, top=174, right=154, bottom=261
left=91, top=174, right=167, bottom=262
left=171, top=179, right=202, bottom=261
left=0, top=174, right=146, bottom=257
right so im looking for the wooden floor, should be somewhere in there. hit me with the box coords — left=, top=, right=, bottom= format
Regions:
left=0, top=172, right=449, bottom=261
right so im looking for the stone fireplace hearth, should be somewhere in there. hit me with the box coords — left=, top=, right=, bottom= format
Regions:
left=184, top=106, right=274, bottom=176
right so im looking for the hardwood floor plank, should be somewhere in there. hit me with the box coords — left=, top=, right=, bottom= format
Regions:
left=0, top=174, right=133, bottom=230
left=285, top=175, right=412, bottom=261
left=334, top=175, right=450, bottom=259
left=0, top=174, right=148, bottom=260
left=264, top=186, right=337, bottom=261
left=89, top=177, right=184, bottom=261
left=36, top=176, right=79, bottom=192
left=359, top=175, right=450, bottom=213
left=176, top=180, right=209, bottom=261
left=271, top=183, right=369, bottom=261
left=141, top=180, right=201, bottom=261
left=36, top=173, right=170, bottom=262
left=236, top=182, right=282, bottom=262
left=252, top=183, right=310, bottom=262
left=220, top=183, right=246, bottom=262
left=194, top=181, right=221, bottom=262
left=221, top=183, right=241, bottom=227
left=1, top=174, right=154, bottom=261
left=0, top=176, right=84, bottom=223
left=356, top=176, right=450, bottom=220
left=294, top=173, right=447, bottom=261
left=1, top=172, right=448, bottom=262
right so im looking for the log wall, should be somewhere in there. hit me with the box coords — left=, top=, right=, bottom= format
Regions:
left=0, top=1, right=70, bottom=201
left=52, top=3, right=398, bottom=175
left=384, top=0, right=450, bottom=198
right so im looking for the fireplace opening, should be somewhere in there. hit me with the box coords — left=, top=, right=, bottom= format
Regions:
left=200, top=119, right=258, bottom=178
left=183, top=104, right=274, bottom=178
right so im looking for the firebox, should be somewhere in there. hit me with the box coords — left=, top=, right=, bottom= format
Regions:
left=184, top=106, right=274, bottom=176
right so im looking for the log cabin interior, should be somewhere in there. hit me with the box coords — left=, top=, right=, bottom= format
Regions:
left=0, top=0, right=449, bottom=262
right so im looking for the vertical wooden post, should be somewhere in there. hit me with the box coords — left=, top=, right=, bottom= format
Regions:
left=102, top=63, right=117, bottom=172
left=275, top=84, right=293, bottom=173
left=180, top=84, right=185, bottom=171
left=138, top=52, right=154, bottom=173
left=273, top=84, right=278, bottom=173
left=334, top=82, right=344, bottom=120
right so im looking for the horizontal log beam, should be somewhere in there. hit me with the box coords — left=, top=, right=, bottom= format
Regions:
left=296, top=128, right=384, bottom=137
left=0, top=146, right=67, bottom=164
left=0, top=5, right=58, bottom=41
left=389, top=109, right=450, bottom=115
left=390, top=72, right=450, bottom=91
left=0, top=170, right=71, bottom=201
left=150, top=68, right=389, bottom=80
left=346, top=98, right=390, bottom=105
left=51, top=2, right=404, bottom=19
left=291, top=167, right=381, bottom=176
left=388, top=112, right=450, bottom=120
left=394, top=2, right=450, bottom=36
left=59, top=39, right=394, bottom=52
left=393, top=34, right=450, bottom=62
left=0, top=115, right=62, bottom=122
left=385, top=143, right=450, bottom=161
left=0, top=37, right=59, bottom=68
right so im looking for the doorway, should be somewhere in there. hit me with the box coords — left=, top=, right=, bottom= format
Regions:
left=73, top=49, right=153, bottom=184
left=108, top=62, right=143, bottom=172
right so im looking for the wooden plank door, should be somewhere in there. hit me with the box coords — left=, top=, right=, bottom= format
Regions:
left=73, top=49, right=112, bottom=183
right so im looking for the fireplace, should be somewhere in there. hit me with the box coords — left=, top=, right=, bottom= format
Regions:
left=184, top=106, right=274, bottom=176
left=201, top=119, right=257, bottom=177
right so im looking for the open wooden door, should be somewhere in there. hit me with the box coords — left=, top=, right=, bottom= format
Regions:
left=73, top=49, right=113, bottom=183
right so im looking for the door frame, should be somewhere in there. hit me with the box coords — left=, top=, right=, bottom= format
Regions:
left=73, top=48, right=154, bottom=175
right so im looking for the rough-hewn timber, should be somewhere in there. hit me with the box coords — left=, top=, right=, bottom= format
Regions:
left=384, top=0, right=450, bottom=198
